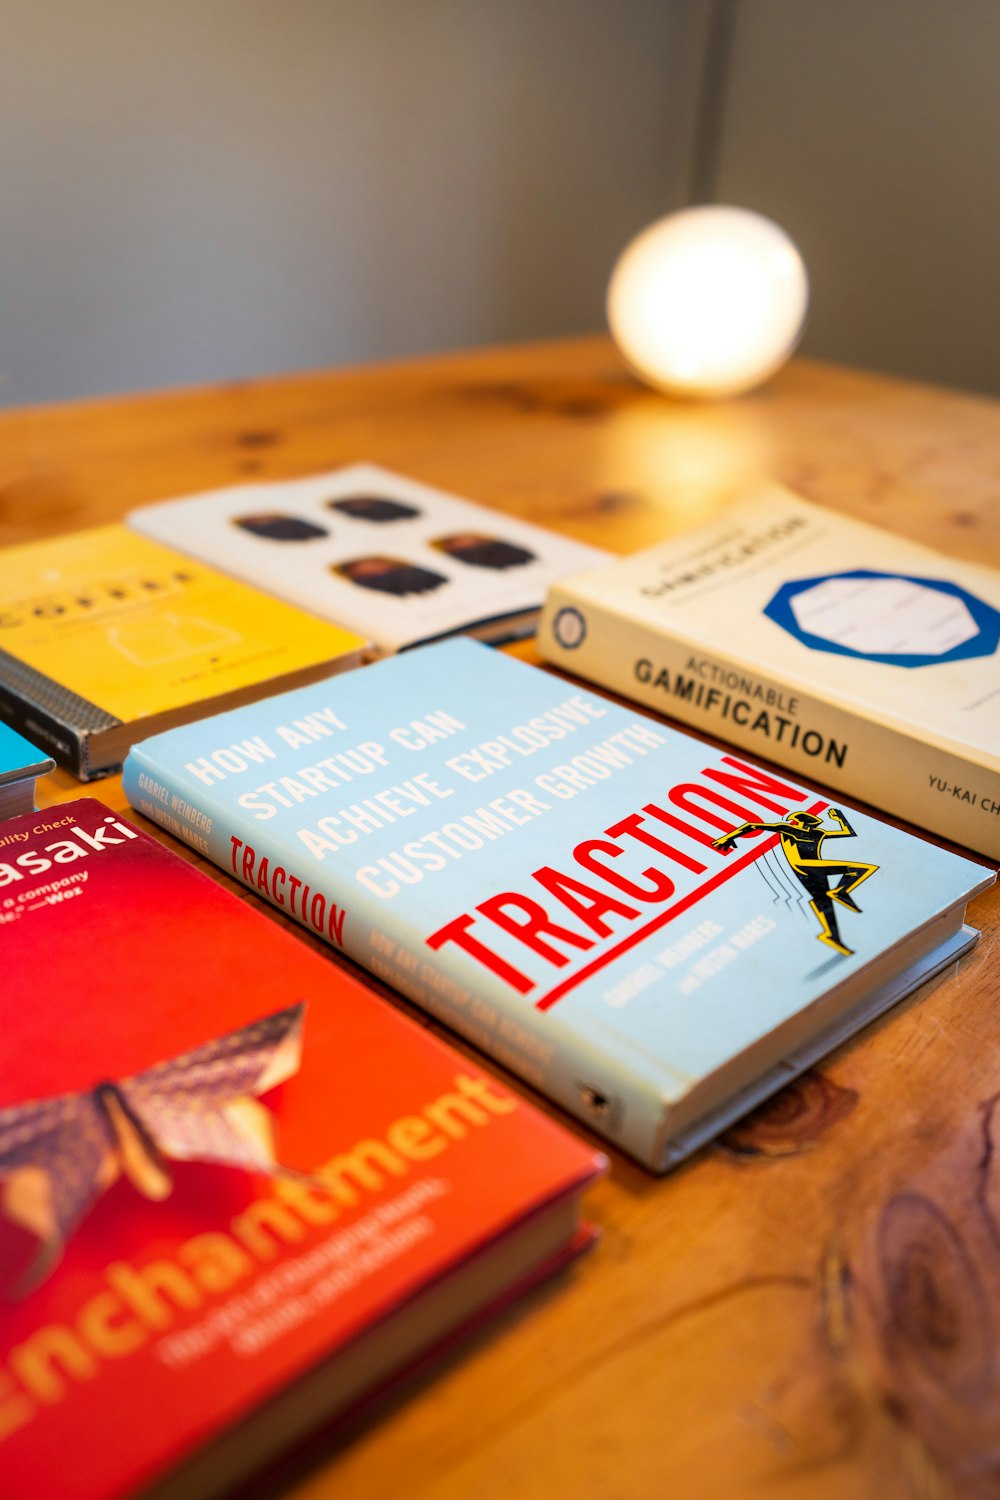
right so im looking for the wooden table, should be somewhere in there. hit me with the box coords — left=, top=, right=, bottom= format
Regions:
left=3, top=337, right=1000, bottom=1500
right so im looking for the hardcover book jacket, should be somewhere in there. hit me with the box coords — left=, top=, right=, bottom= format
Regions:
left=123, top=640, right=993, bottom=1169
left=0, top=800, right=600, bottom=1500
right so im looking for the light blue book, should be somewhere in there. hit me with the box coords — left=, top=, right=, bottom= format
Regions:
left=0, top=721, right=55, bottom=818
left=122, top=640, right=993, bottom=1169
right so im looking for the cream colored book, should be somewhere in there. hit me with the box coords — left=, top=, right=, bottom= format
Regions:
left=539, top=483, right=1000, bottom=859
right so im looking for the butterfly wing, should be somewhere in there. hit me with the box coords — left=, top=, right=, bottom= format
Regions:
left=0, top=1092, right=118, bottom=1295
left=118, top=1003, right=306, bottom=1176
left=0, top=1005, right=307, bottom=1295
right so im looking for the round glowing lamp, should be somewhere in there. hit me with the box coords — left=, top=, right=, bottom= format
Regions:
left=607, top=205, right=809, bottom=399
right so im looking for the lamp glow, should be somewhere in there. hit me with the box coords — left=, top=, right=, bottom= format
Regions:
left=607, top=206, right=809, bottom=399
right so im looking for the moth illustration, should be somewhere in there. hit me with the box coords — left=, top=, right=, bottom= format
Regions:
left=0, top=1003, right=307, bottom=1297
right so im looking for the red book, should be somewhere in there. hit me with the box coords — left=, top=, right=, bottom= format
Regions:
left=0, top=800, right=602, bottom=1500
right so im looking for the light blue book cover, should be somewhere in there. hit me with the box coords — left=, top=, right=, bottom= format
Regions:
left=122, top=640, right=993, bottom=1168
left=0, top=721, right=54, bottom=785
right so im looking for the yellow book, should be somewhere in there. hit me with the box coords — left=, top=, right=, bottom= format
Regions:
left=0, top=526, right=368, bottom=778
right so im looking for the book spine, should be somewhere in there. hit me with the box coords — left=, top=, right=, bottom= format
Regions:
left=122, top=746, right=669, bottom=1168
left=540, top=584, right=1000, bottom=860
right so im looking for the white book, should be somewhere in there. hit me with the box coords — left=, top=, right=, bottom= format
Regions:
left=539, top=482, right=1000, bottom=859
left=129, top=464, right=607, bottom=655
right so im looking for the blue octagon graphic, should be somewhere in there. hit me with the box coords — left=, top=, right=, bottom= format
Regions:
left=764, top=569, right=1000, bottom=668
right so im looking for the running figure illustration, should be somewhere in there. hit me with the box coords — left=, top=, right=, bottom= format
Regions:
left=712, top=808, right=879, bottom=956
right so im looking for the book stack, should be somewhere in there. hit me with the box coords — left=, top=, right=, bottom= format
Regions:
left=0, top=722, right=53, bottom=819
left=0, top=467, right=610, bottom=1498
left=1, top=466, right=996, bottom=1498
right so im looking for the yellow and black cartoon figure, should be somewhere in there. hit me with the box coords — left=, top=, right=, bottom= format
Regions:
left=712, top=808, right=878, bottom=956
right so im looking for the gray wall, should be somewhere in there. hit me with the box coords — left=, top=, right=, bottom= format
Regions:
left=0, top=0, right=703, bottom=406
left=2, top=2, right=996, bottom=406
left=710, top=0, right=1000, bottom=395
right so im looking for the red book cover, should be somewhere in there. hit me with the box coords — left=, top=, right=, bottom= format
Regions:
left=0, top=800, right=603, bottom=1500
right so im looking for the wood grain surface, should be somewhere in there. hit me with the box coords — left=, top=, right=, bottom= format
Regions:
left=3, top=337, right=1000, bottom=1500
